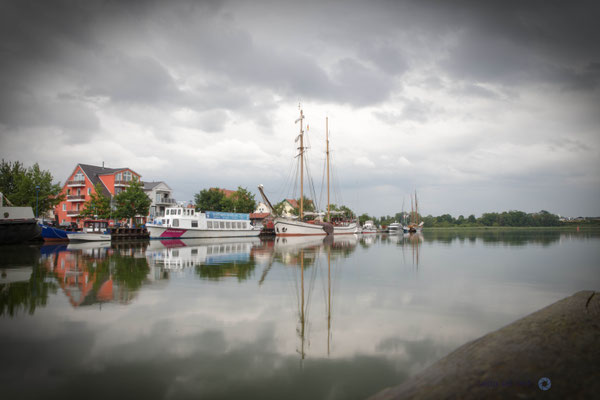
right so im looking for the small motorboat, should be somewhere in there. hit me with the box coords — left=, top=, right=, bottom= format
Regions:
left=67, top=220, right=112, bottom=242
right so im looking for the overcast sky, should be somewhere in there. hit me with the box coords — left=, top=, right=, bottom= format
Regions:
left=1, top=0, right=599, bottom=217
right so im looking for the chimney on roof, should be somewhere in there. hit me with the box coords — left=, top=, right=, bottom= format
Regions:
left=102, top=161, right=104, bottom=169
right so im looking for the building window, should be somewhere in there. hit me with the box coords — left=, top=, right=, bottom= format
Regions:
left=74, top=172, right=84, bottom=181
left=116, top=172, right=122, bottom=180
left=62, top=204, right=66, bottom=211
left=88, top=188, right=91, bottom=195
left=124, top=171, right=132, bottom=181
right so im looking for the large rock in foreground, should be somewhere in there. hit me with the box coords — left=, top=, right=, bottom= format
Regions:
left=369, top=290, right=600, bottom=399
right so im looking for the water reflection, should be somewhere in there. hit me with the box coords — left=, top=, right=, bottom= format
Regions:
left=146, top=237, right=264, bottom=282
left=421, top=229, right=597, bottom=246
left=42, top=242, right=150, bottom=307
left=0, top=230, right=598, bottom=400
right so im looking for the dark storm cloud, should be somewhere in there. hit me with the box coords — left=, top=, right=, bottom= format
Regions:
left=427, top=0, right=600, bottom=88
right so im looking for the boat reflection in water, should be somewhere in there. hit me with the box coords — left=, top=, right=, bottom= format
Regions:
left=146, top=237, right=265, bottom=282
left=261, top=234, right=358, bottom=360
left=394, top=232, right=423, bottom=268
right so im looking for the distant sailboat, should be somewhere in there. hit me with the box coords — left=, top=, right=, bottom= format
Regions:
left=406, top=191, right=424, bottom=233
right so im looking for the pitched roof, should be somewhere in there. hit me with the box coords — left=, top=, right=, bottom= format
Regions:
left=78, top=164, right=123, bottom=197
left=211, top=188, right=237, bottom=198
left=143, top=181, right=162, bottom=190
left=285, top=199, right=299, bottom=208
left=250, top=212, right=270, bottom=219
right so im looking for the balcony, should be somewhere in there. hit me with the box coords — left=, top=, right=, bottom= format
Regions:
left=156, top=197, right=176, bottom=205
left=67, top=195, right=86, bottom=202
left=67, top=180, right=86, bottom=187
left=67, top=210, right=80, bottom=217
left=114, top=180, right=132, bottom=187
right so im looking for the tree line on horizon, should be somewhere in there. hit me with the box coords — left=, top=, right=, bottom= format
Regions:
left=368, top=209, right=568, bottom=228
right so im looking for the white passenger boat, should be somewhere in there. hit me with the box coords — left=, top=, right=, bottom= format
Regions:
left=388, top=222, right=402, bottom=234
left=361, top=220, right=377, bottom=234
left=146, top=207, right=261, bottom=239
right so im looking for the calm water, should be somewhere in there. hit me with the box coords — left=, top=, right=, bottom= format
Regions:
left=1, top=230, right=599, bottom=399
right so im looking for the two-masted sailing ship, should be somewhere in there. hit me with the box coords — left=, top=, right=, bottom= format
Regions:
left=258, top=107, right=359, bottom=236
left=405, top=191, right=424, bottom=233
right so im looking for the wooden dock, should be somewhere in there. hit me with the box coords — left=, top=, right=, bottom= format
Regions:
left=109, top=227, right=149, bottom=240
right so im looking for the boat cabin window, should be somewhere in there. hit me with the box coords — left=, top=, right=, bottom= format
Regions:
left=207, top=221, right=213, bottom=229
left=191, top=220, right=198, bottom=228
left=173, top=219, right=179, bottom=227
left=219, top=221, right=225, bottom=229
left=178, top=209, right=182, bottom=215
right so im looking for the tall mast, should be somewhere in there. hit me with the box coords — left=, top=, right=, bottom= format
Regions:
left=296, top=107, right=305, bottom=219
left=415, top=191, right=419, bottom=224
left=326, top=117, right=330, bottom=222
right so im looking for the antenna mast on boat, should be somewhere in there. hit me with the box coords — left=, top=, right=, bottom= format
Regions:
left=326, top=116, right=330, bottom=222
left=296, top=105, right=305, bottom=219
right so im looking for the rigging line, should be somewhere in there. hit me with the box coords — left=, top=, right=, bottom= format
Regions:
left=304, top=151, right=319, bottom=212
left=278, top=153, right=297, bottom=199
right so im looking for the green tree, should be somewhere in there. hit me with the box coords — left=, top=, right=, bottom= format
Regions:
left=230, top=186, right=256, bottom=213
left=194, top=188, right=227, bottom=212
left=79, top=183, right=112, bottom=219
left=358, top=213, right=373, bottom=226
left=113, top=179, right=152, bottom=221
left=0, top=160, right=65, bottom=216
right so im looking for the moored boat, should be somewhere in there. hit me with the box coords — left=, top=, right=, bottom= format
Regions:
left=146, top=207, right=261, bottom=239
left=388, top=222, right=402, bottom=234
left=361, top=220, right=377, bottom=234
left=67, top=220, right=112, bottom=242
left=0, top=193, right=41, bottom=244
left=271, top=107, right=328, bottom=237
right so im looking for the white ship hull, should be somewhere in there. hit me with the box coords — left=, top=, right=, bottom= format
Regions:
left=333, top=222, right=358, bottom=235
left=147, top=225, right=261, bottom=239
left=274, top=218, right=326, bottom=236
left=67, top=232, right=112, bottom=241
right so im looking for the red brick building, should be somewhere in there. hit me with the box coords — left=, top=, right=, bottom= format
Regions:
left=55, top=163, right=141, bottom=226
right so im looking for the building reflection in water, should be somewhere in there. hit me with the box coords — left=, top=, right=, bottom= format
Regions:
left=40, top=241, right=152, bottom=308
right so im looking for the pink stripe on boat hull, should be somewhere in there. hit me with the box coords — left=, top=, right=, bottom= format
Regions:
left=159, top=228, right=186, bottom=238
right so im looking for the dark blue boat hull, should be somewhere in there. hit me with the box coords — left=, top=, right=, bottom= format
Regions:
left=39, top=224, right=69, bottom=241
